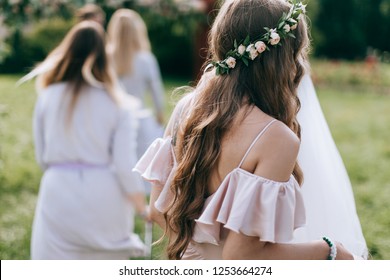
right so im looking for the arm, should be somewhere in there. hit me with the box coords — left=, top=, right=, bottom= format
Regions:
left=222, top=122, right=353, bottom=260
left=32, top=94, right=47, bottom=170
left=149, top=185, right=166, bottom=229
left=223, top=231, right=330, bottom=260
left=149, top=94, right=194, bottom=227
left=223, top=231, right=353, bottom=260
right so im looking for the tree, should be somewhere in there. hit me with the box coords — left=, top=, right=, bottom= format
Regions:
left=315, top=0, right=366, bottom=59
left=0, top=0, right=76, bottom=72
left=0, top=1, right=126, bottom=72
left=361, top=0, right=390, bottom=53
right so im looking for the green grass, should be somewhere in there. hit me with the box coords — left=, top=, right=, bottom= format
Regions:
left=0, top=75, right=40, bottom=259
left=1, top=61, right=390, bottom=259
left=0, top=74, right=175, bottom=260
left=316, top=87, right=390, bottom=260
left=311, top=59, right=390, bottom=93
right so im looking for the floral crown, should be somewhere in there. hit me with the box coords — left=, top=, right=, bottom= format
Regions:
left=210, top=0, right=307, bottom=75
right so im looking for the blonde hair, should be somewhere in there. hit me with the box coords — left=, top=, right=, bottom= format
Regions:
left=20, top=21, right=123, bottom=122
left=76, top=4, right=105, bottom=24
left=164, top=0, right=310, bottom=259
left=107, top=9, right=151, bottom=76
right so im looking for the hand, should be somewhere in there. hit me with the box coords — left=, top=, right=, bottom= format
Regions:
left=156, top=112, right=165, bottom=126
left=335, top=242, right=354, bottom=260
left=138, top=207, right=152, bottom=222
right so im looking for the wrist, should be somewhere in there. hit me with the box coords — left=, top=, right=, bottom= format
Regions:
left=322, top=236, right=337, bottom=260
left=138, top=206, right=150, bottom=220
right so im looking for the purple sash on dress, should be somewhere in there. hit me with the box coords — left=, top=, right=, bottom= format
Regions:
left=49, top=162, right=108, bottom=170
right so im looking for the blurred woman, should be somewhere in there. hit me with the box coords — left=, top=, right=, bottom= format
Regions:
left=24, top=21, right=147, bottom=259
left=76, top=3, right=106, bottom=26
left=107, top=9, right=165, bottom=163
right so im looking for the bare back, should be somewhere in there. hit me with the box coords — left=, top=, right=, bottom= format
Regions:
left=208, top=106, right=275, bottom=195
left=166, top=96, right=300, bottom=197
left=147, top=93, right=304, bottom=260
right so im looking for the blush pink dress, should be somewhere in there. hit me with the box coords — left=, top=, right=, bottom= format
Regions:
left=134, top=120, right=306, bottom=259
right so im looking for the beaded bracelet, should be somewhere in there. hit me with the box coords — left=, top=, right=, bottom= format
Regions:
left=322, top=236, right=337, bottom=260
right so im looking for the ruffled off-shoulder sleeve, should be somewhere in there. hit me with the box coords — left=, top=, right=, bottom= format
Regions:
left=193, top=169, right=306, bottom=245
left=133, top=137, right=176, bottom=212
left=134, top=140, right=306, bottom=245
left=133, top=137, right=175, bottom=186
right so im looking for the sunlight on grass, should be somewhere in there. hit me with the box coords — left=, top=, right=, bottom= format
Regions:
left=317, top=86, right=390, bottom=260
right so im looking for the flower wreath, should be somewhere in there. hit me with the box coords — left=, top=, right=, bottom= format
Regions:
left=210, top=0, right=307, bottom=75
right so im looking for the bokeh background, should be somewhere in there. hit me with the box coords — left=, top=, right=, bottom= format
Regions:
left=1, top=0, right=390, bottom=259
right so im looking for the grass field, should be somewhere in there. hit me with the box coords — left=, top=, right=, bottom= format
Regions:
left=1, top=60, right=390, bottom=259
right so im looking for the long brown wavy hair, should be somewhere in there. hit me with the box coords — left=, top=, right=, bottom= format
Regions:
left=165, top=0, right=310, bottom=259
left=20, top=21, right=122, bottom=123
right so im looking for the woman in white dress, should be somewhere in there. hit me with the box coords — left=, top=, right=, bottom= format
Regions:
left=294, top=75, right=368, bottom=259
left=24, top=21, right=148, bottom=259
left=107, top=9, right=165, bottom=161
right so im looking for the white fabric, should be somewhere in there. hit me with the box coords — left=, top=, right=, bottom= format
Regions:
left=137, top=113, right=165, bottom=161
left=294, top=75, right=368, bottom=259
left=119, top=51, right=165, bottom=193
left=31, top=83, right=146, bottom=259
left=119, top=51, right=164, bottom=113
left=119, top=51, right=165, bottom=157
left=134, top=134, right=306, bottom=260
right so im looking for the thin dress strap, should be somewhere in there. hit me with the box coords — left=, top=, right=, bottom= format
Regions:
left=237, top=119, right=278, bottom=168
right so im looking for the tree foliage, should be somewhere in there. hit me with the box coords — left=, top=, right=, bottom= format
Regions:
left=1, top=0, right=390, bottom=73
left=0, top=0, right=204, bottom=74
left=314, top=0, right=390, bottom=59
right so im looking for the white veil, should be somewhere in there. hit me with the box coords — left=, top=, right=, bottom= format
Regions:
left=293, top=75, right=368, bottom=259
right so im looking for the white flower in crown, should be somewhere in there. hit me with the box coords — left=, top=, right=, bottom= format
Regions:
left=255, top=41, right=266, bottom=53
left=211, top=1, right=306, bottom=76
left=300, top=4, right=307, bottom=14
left=289, top=18, right=298, bottom=30
left=246, top=44, right=258, bottom=60
left=269, top=29, right=281, bottom=45
left=238, top=44, right=246, bottom=55
left=225, top=57, right=236, bottom=68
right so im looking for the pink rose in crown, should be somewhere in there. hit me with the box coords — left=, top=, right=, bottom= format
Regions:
left=255, top=41, right=266, bottom=53
left=225, top=57, right=236, bottom=68
left=269, top=29, right=281, bottom=45
left=238, top=45, right=246, bottom=55
left=246, top=44, right=259, bottom=60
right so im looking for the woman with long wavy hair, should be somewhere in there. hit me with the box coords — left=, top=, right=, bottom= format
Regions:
left=24, top=21, right=147, bottom=259
left=135, top=0, right=354, bottom=260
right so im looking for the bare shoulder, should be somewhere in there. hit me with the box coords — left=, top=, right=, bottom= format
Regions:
left=263, top=120, right=300, bottom=155
left=252, top=120, right=300, bottom=182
